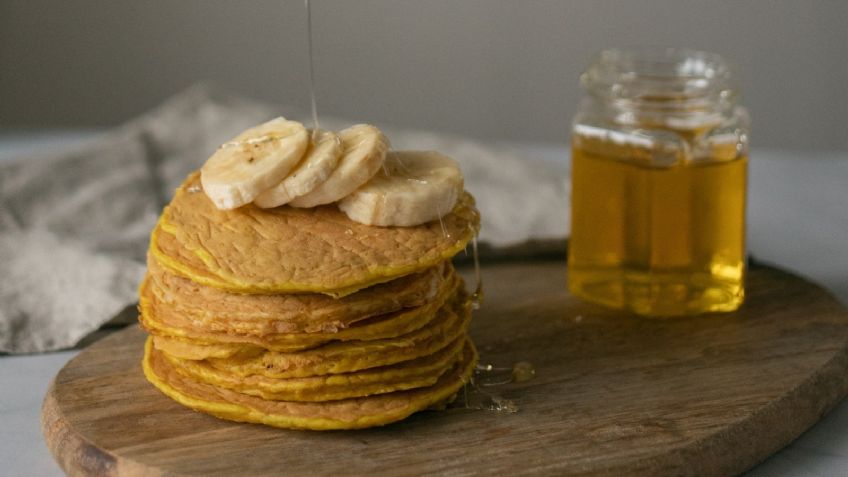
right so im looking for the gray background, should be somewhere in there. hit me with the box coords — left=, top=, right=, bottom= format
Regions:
left=1, top=0, right=846, bottom=149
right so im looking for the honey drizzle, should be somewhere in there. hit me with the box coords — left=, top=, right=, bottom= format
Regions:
left=305, top=0, right=320, bottom=138
left=470, top=236, right=483, bottom=310
left=299, top=0, right=525, bottom=417
left=436, top=203, right=449, bottom=239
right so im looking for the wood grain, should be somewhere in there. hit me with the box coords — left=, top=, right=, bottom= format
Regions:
left=42, top=262, right=848, bottom=477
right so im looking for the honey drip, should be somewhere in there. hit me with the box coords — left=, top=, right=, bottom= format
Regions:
left=299, top=3, right=518, bottom=417
left=436, top=203, right=449, bottom=239
left=470, top=236, right=483, bottom=310
left=304, top=0, right=319, bottom=137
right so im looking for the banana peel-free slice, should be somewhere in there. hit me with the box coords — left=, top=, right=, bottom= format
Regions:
left=201, top=117, right=309, bottom=210
left=289, top=124, right=389, bottom=208
left=254, top=129, right=343, bottom=208
left=339, top=151, right=463, bottom=227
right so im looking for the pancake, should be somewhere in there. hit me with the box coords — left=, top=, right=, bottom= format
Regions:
left=146, top=254, right=453, bottom=334
left=151, top=172, right=480, bottom=296
left=141, top=272, right=462, bottom=357
left=148, top=336, right=255, bottom=360
left=143, top=337, right=477, bottom=430
left=165, top=336, right=467, bottom=402
left=202, top=293, right=471, bottom=379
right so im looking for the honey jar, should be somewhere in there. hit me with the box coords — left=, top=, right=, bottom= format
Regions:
left=568, top=48, right=750, bottom=316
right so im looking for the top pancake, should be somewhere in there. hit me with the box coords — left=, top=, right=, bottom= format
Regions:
left=152, top=172, right=480, bottom=296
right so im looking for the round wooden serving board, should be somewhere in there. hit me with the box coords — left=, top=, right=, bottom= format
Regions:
left=43, top=262, right=848, bottom=477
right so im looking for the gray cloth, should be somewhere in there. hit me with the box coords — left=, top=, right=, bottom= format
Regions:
left=0, top=85, right=568, bottom=354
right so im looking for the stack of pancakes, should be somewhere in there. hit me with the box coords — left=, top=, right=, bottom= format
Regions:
left=140, top=172, right=481, bottom=430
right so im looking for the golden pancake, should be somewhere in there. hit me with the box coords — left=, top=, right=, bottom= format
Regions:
left=143, top=337, right=477, bottom=430
left=142, top=274, right=462, bottom=358
left=148, top=336, right=253, bottom=360
left=151, top=172, right=480, bottom=296
left=146, top=254, right=452, bottom=334
left=165, top=336, right=466, bottom=402
left=203, top=294, right=471, bottom=379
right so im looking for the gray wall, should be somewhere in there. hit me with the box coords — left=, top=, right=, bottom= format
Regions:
left=1, top=0, right=846, bottom=149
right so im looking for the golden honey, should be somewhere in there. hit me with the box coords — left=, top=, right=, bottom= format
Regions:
left=568, top=48, right=750, bottom=316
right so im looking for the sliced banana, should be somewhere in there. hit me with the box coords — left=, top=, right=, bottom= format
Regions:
left=200, top=117, right=309, bottom=210
left=338, top=151, right=464, bottom=227
left=288, top=124, right=389, bottom=208
left=254, top=130, right=343, bottom=208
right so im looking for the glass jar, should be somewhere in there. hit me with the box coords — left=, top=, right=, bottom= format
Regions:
left=568, top=48, right=750, bottom=316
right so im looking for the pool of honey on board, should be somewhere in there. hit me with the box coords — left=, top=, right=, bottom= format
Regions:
left=568, top=129, right=747, bottom=316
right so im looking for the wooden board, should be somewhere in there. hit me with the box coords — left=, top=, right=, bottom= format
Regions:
left=42, top=262, right=848, bottom=477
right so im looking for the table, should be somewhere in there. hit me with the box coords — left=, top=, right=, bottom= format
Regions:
left=1, top=131, right=846, bottom=476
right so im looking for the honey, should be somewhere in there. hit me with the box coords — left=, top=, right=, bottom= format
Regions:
left=570, top=140, right=747, bottom=315
left=568, top=48, right=750, bottom=316
left=305, top=0, right=320, bottom=134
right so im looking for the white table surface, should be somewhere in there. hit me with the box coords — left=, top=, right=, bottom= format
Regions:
left=1, top=131, right=847, bottom=476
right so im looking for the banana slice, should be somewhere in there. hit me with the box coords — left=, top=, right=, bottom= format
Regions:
left=338, top=151, right=464, bottom=227
left=200, top=117, right=309, bottom=210
left=254, top=130, right=343, bottom=208
left=288, top=124, right=389, bottom=208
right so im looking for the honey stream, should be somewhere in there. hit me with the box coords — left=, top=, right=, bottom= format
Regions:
left=304, top=0, right=320, bottom=135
